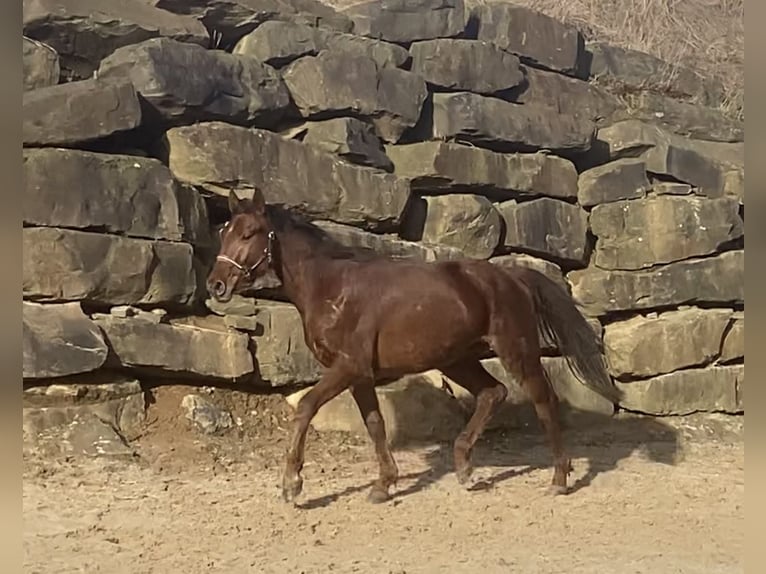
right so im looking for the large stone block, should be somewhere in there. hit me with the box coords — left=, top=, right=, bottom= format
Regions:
left=282, top=51, right=428, bottom=142
left=23, top=78, right=142, bottom=147
left=233, top=20, right=409, bottom=69
left=402, top=194, right=502, bottom=259
left=23, top=227, right=197, bottom=306
left=720, top=314, right=744, bottom=364
left=250, top=301, right=323, bottom=386
left=165, top=122, right=411, bottom=231
left=590, top=196, right=743, bottom=270
left=93, top=314, right=254, bottom=379
left=615, top=365, right=743, bottom=415
left=567, top=250, right=744, bottom=316
left=595, top=120, right=744, bottom=198
left=409, top=38, right=523, bottom=94
left=98, top=38, right=291, bottom=129
left=504, top=65, right=622, bottom=126
left=23, top=302, right=108, bottom=379
left=577, top=159, right=650, bottom=207
left=471, top=3, right=584, bottom=77
left=386, top=141, right=578, bottom=200
left=23, top=0, right=209, bottom=80
left=603, top=308, right=734, bottom=379
left=23, top=148, right=209, bottom=245
left=149, top=0, right=353, bottom=47
left=23, top=37, right=59, bottom=91
left=497, top=198, right=589, bottom=265
left=586, top=42, right=724, bottom=108
left=431, top=92, right=595, bottom=153
left=343, top=0, right=466, bottom=44
left=298, top=117, right=393, bottom=172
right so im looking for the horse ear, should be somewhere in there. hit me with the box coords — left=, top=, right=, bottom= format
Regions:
left=228, top=190, right=242, bottom=215
left=250, top=187, right=266, bottom=214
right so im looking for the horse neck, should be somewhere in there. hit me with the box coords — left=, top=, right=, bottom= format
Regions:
left=272, top=227, right=327, bottom=314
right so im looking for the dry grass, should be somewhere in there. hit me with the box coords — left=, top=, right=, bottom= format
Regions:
left=326, top=0, right=744, bottom=120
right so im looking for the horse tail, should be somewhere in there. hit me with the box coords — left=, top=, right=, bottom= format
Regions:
left=517, top=268, right=621, bottom=403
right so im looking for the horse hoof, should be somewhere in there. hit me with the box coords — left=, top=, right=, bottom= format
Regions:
left=282, top=476, right=304, bottom=503
left=455, top=466, right=474, bottom=486
left=546, top=484, right=569, bottom=496
left=368, top=487, right=391, bottom=504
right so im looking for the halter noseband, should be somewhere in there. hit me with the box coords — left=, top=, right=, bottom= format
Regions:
left=216, top=230, right=276, bottom=280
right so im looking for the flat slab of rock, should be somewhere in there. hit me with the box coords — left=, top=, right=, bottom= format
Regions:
left=596, top=120, right=743, bottom=198
left=98, top=38, right=290, bottom=129
left=586, top=42, right=724, bottom=108
left=23, top=227, right=197, bottom=307
left=93, top=314, right=254, bottom=379
left=23, top=37, right=60, bottom=91
left=24, top=78, right=141, bottom=147
left=568, top=250, right=744, bottom=315
left=409, top=39, right=523, bottom=94
left=590, top=196, right=743, bottom=270
left=577, top=158, right=650, bottom=207
left=282, top=51, right=428, bottom=142
left=720, top=314, right=744, bottom=364
left=343, top=0, right=466, bottom=44
left=234, top=20, right=409, bottom=69
left=23, top=0, right=209, bottom=80
left=286, top=373, right=467, bottom=446
left=386, top=142, right=578, bottom=201
left=150, top=0, right=353, bottom=47
left=23, top=148, right=209, bottom=245
left=615, top=365, right=743, bottom=415
left=497, top=198, right=589, bottom=265
left=251, top=301, right=322, bottom=386
left=471, top=3, right=584, bottom=77
left=165, top=122, right=411, bottom=231
left=401, top=194, right=502, bottom=259
left=431, top=92, right=595, bottom=153
left=603, top=308, right=734, bottom=379
left=504, top=65, right=622, bottom=126
left=297, top=117, right=393, bottom=171
left=23, top=302, right=108, bottom=379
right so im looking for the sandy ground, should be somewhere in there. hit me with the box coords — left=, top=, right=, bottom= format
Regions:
left=23, top=388, right=744, bottom=574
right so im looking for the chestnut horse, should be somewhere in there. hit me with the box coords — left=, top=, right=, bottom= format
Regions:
left=207, top=190, right=619, bottom=504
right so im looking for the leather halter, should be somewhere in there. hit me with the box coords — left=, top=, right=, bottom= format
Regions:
left=216, top=230, right=276, bottom=280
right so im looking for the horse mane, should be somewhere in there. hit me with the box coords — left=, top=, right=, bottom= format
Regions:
left=265, top=205, right=382, bottom=262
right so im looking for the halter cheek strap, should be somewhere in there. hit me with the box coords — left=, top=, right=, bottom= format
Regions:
left=216, top=230, right=276, bottom=280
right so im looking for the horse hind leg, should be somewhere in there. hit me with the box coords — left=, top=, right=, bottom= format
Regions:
left=441, top=360, right=508, bottom=488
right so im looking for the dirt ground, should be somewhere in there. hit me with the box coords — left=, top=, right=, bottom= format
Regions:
left=23, top=387, right=744, bottom=574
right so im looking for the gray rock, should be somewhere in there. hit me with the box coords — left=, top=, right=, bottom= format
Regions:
left=589, top=196, right=743, bottom=270
left=300, top=117, right=393, bottom=171
left=23, top=148, right=210, bottom=245
left=497, top=198, right=589, bottom=265
left=23, top=37, right=59, bottom=91
left=402, top=194, right=502, bottom=259
left=97, top=37, right=291, bottom=129
left=251, top=301, right=323, bottom=386
left=165, top=122, right=411, bottom=231
left=23, top=0, right=209, bottom=80
left=386, top=141, right=578, bottom=200
left=720, top=314, right=744, bottom=364
left=282, top=51, right=428, bottom=142
left=567, top=250, right=744, bottom=315
left=471, top=3, right=584, bottom=77
left=205, top=294, right=258, bottom=317
left=23, top=301, right=108, bottom=379
left=577, top=159, right=650, bottom=207
left=23, top=78, right=141, bottom=147
left=431, top=92, right=595, bottom=153
left=181, top=394, right=234, bottom=435
left=93, top=314, right=254, bottom=379
left=233, top=20, right=409, bottom=69
left=615, top=365, right=743, bottom=415
left=603, top=308, right=734, bottom=379
left=23, top=227, right=197, bottom=307
left=409, top=38, right=523, bottom=94
left=343, top=0, right=466, bottom=44
left=489, top=253, right=567, bottom=292
left=653, top=181, right=692, bottom=196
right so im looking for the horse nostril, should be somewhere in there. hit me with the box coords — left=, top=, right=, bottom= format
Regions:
left=212, top=280, right=226, bottom=297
